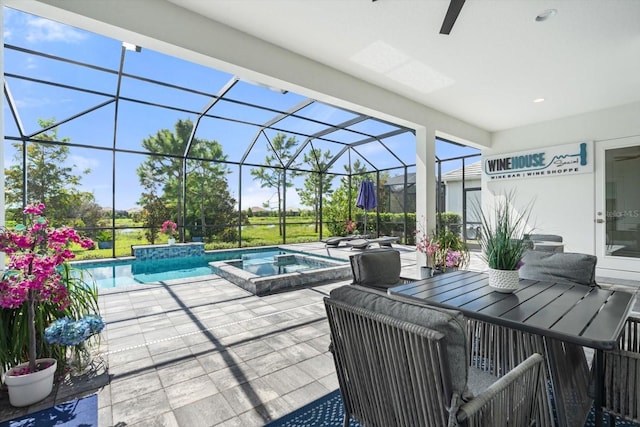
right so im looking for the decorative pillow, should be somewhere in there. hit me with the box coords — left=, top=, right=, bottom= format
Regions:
left=519, top=250, right=597, bottom=286
left=329, top=285, right=469, bottom=398
left=350, top=249, right=401, bottom=289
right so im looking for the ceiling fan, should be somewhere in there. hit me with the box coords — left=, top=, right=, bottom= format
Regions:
left=371, top=0, right=466, bottom=35
left=440, top=0, right=466, bottom=35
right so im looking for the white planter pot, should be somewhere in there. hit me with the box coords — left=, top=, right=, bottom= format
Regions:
left=167, top=238, right=176, bottom=246
left=488, top=268, right=520, bottom=293
left=5, top=358, right=57, bottom=407
left=420, top=266, right=434, bottom=279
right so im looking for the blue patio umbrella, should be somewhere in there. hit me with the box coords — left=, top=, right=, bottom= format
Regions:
left=356, top=180, right=377, bottom=234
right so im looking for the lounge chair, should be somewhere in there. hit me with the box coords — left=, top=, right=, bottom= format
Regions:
left=322, top=235, right=358, bottom=247
left=344, top=236, right=399, bottom=250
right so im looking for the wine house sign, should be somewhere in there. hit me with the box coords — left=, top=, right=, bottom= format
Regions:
left=483, top=141, right=594, bottom=181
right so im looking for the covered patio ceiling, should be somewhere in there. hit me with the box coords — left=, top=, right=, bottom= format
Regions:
left=9, top=0, right=639, bottom=150
left=166, top=0, right=640, bottom=133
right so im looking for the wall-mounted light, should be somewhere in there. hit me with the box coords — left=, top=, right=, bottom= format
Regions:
left=122, top=42, right=142, bottom=52
left=246, top=79, right=288, bottom=94
left=533, top=98, right=545, bottom=103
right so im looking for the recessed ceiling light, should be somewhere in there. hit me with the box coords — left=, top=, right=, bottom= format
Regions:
left=535, top=9, right=557, bottom=22
left=533, top=98, right=545, bottom=103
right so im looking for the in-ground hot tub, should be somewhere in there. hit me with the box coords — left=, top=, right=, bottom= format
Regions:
left=210, top=249, right=351, bottom=295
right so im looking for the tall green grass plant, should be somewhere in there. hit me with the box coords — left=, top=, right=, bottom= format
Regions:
left=476, top=191, right=534, bottom=270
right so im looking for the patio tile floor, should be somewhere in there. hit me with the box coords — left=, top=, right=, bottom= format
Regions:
left=0, top=242, right=638, bottom=426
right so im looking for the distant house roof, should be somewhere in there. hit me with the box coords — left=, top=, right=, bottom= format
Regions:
left=442, top=161, right=482, bottom=182
left=249, top=206, right=269, bottom=212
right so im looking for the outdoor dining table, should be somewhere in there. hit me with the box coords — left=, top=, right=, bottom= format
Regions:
left=388, top=270, right=636, bottom=427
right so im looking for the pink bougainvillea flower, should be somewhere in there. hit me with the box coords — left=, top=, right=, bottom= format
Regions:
left=23, top=203, right=45, bottom=215
left=0, top=204, right=94, bottom=310
left=161, top=220, right=177, bottom=237
left=345, top=219, right=356, bottom=233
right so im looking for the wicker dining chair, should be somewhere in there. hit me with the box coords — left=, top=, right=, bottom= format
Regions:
left=518, top=250, right=598, bottom=287
left=349, top=248, right=409, bottom=291
left=325, top=285, right=543, bottom=427
left=527, top=234, right=563, bottom=243
left=467, top=251, right=598, bottom=427
left=466, top=319, right=592, bottom=427
left=600, top=315, right=640, bottom=423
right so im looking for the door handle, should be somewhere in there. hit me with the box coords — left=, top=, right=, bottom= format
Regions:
left=596, top=219, right=605, bottom=223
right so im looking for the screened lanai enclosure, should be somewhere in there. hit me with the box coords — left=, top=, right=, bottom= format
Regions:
left=2, top=7, right=478, bottom=259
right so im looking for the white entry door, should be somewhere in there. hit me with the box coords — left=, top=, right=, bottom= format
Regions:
left=595, top=136, right=640, bottom=280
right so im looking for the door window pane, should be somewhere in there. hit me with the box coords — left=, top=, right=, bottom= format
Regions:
left=605, top=146, right=640, bottom=257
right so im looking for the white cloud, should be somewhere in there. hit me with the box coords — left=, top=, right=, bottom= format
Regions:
left=233, top=181, right=302, bottom=210
left=26, top=57, right=38, bottom=70
left=70, top=155, right=99, bottom=172
left=25, top=17, right=87, bottom=44
left=14, top=96, right=73, bottom=109
left=3, top=8, right=17, bottom=41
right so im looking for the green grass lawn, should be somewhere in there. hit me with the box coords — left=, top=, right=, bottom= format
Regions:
left=73, top=218, right=322, bottom=260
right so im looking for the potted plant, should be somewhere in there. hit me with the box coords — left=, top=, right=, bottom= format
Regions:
left=45, top=314, right=105, bottom=377
left=431, top=227, right=469, bottom=273
left=95, top=230, right=113, bottom=250
left=476, top=191, right=534, bottom=292
left=0, top=203, right=95, bottom=406
left=344, top=219, right=357, bottom=236
left=415, top=216, right=437, bottom=278
left=416, top=216, right=470, bottom=278
left=161, top=220, right=177, bottom=245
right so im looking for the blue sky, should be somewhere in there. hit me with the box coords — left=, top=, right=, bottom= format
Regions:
left=3, top=6, right=479, bottom=210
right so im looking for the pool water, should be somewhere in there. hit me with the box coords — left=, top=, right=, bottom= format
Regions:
left=74, top=248, right=338, bottom=289
left=229, top=252, right=318, bottom=277
left=75, top=257, right=214, bottom=289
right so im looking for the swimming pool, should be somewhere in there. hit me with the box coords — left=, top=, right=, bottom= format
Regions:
left=73, top=247, right=348, bottom=290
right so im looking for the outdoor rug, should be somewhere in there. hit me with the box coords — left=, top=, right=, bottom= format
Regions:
left=266, top=389, right=640, bottom=427
left=265, top=390, right=360, bottom=427
left=0, top=394, right=97, bottom=427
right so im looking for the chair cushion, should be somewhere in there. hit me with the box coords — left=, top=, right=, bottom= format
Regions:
left=323, top=237, right=341, bottom=246
left=330, top=285, right=469, bottom=399
left=350, top=249, right=401, bottom=289
left=345, top=238, right=370, bottom=249
left=519, top=250, right=597, bottom=286
left=324, top=236, right=352, bottom=246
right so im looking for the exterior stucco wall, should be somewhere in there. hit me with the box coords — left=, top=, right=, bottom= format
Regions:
left=487, top=101, right=640, bottom=279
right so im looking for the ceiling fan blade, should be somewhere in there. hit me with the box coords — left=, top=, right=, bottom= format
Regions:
left=440, top=0, right=466, bottom=35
